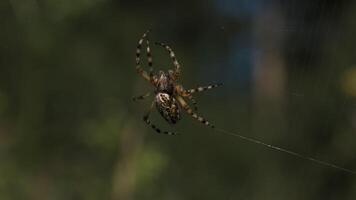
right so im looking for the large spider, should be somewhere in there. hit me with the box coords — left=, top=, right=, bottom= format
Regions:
left=133, top=30, right=222, bottom=135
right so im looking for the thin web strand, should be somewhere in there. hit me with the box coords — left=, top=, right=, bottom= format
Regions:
left=214, top=127, right=356, bottom=175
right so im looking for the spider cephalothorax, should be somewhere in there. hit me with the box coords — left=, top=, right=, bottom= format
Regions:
left=155, top=70, right=175, bottom=94
left=133, top=30, right=222, bottom=135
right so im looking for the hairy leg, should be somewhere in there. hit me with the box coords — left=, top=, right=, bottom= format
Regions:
left=132, top=93, right=150, bottom=101
left=143, top=101, right=177, bottom=135
left=175, top=95, right=214, bottom=128
left=136, top=30, right=155, bottom=84
left=155, top=42, right=181, bottom=79
left=187, top=83, right=222, bottom=94
left=187, top=94, right=198, bottom=111
left=146, top=38, right=154, bottom=78
left=174, top=85, right=198, bottom=111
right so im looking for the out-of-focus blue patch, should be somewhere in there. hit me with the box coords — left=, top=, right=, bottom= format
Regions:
left=214, top=0, right=263, bottom=18
left=225, top=31, right=255, bottom=91
left=196, top=30, right=255, bottom=93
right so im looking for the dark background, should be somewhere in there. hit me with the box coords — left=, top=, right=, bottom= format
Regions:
left=1, top=0, right=356, bottom=199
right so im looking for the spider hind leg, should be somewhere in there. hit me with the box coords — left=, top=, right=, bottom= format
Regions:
left=143, top=115, right=178, bottom=135
left=175, top=96, right=215, bottom=128
left=187, top=94, right=198, bottom=111
left=143, top=100, right=178, bottom=135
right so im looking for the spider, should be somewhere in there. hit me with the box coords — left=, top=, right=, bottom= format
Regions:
left=133, top=30, right=222, bottom=135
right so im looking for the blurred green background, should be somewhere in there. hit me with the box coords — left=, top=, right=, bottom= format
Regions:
left=1, top=0, right=356, bottom=199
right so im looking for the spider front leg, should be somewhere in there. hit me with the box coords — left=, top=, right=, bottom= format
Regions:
left=132, top=92, right=150, bottom=101
left=146, top=38, right=155, bottom=77
left=143, top=101, right=177, bottom=135
left=136, top=30, right=156, bottom=84
left=175, top=95, right=215, bottom=128
left=188, top=83, right=223, bottom=94
left=155, top=42, right=181, bottom=80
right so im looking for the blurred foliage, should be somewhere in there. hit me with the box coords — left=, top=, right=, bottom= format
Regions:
left=1, top=0, right=356, bottom=199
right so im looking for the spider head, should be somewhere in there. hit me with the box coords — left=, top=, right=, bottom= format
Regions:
left=168, top=70, right=175, bottom=78
left=158, top=70, right=165, bottom=76
left=158, top=70, right=174, bottom=79
left=157, top=70, right=168, bottom=85
left=156, top=70, right=174, bottom=94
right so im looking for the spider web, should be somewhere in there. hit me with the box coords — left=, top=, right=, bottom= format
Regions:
left=213, top=127, right=356, bottom=175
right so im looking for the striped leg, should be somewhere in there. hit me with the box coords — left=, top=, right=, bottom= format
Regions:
left=187, top=94, right=198, bottom=111
left=146, top=39, right=154, bottom=77
left=143, top=101, right=177, bottom=135
left=175, top=96, right=214, bottom=128
left=174, top=84, right=198, bottom=111
left=188, top=83, right=222, bottom=94
left=132, top=92, right=150, bottom=101
left=155, top=42, right=181, bottom=79
left=136, top=30, right=153, bottom=83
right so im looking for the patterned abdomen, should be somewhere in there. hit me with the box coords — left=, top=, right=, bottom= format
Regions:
left=155, top=93, right=181, bottom=124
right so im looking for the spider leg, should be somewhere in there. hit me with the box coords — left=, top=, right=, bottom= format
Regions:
left=143, top=101, right=178, bottom=135
left=175, top=96, right=215, bottom=128
left=174, top=85, right=198, bottom=111
left=155, top=42, right=181, bottom=79
left=187, top=94, right=198, bottom=111
left=136, top=30, right=155, bottom=84
left=132, top=92, right=150, bottom=101
left=188, top=83, right=222, bottom=94
left=146, top=39, right=154, bottom=77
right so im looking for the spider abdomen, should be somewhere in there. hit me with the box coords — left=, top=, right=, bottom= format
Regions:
left=155, top=93, right=181, bottom=124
